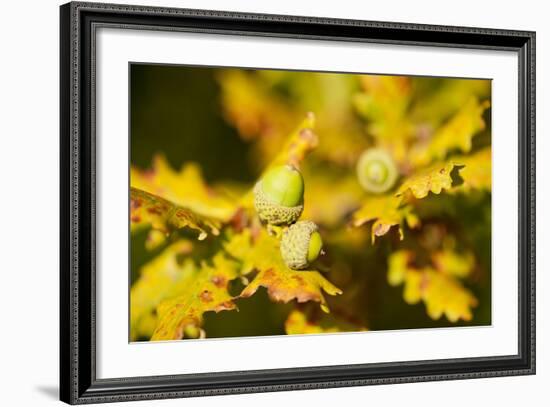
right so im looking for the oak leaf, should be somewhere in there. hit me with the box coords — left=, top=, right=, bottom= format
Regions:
left=224, top=229, right=342, bottom=313
left=452, top=147, right=492, bottom=193
left=351, top=195, right=419, bottom=242
left=131, top=155, right=237, bottom=222
left=130, top=240, right=196, bottom=340
left=388, top=250, right=478, bottom=322
left=410, top=98, right=490, bottom=167
left=396, top=161, right=463, bottom=200
left=130, top=187, right=220, bottom=240
left=285, top=308, right=367, bottom=335
left=151, top=252, right=240, bottom=341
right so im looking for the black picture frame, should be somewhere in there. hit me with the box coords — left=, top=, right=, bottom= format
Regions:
left=60, top=1, right=536, bottom=404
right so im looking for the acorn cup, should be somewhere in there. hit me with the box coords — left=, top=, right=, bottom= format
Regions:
left=253, top=165, right=304, bottom=226
left=280, top=220, right=324, bottom=270
left=356, top=148, right=399, bottom=194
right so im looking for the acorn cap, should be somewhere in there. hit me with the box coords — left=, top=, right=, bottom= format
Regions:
left=253, top=165, right=304, bottom=226
left=356, top=148, right=399, bottom=194
left=280, top=220, right=323, bottom=270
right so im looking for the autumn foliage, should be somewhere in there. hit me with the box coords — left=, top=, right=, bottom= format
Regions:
left=130, top=68, right=491, bottom=341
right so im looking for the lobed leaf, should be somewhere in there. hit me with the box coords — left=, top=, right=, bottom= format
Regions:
left=351, top=195, right=420, bottom=243
left=410, top=79, right=491, bottom=127
left=396, top=161, right=463, bottom=200
left=151, top=252, right=240, bottom=341
left=267, top=113, right=318, bottom=170
left=131, top=155, right=237, bottom=222
left=239, top=114, right=319, bottom=209
left=353, top=75, right=416, bottom=165
left=431, top=249, right=475, bottom=279
left=217, top=69, right=296, bottom=142
left=130, top=240, right=196, bottom=340
left=216, top=69, right=300, bottom=168
left=410, top=98, right=490, bottom=167
left=452, top=147, right=492, bottom=193
left=284, top=308, right=367, bottom=335
left=388, top=250, right=478, bottom=322
left=130, top=187, right=220, bottom=240
left=224, top=229, right=342, bottom=313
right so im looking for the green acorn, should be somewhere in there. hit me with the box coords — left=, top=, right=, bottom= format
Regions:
left=356, top=148, right=399, bottom=193
left=253, top=165, right=304, bottom=226
left=280, top=220, right=324, bottom=270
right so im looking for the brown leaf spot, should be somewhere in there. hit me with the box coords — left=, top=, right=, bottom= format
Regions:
left=211, top=275, right=227, bottom=288
left=147, top=206, right=162, bottom=216
left=229, top=208, right=249, bottom=232
left=291, top=275, right=306, bottom=287
left=199, top=290, right=213, bottom=303
left=130, top=198, right=142, bottom=211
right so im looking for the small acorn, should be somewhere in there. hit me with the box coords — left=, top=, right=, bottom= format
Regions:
left=253, top=165, right=304, bottom=226
left=280, top=220, right=324, bottom=270
left=356, top=148, right=399, bottom=193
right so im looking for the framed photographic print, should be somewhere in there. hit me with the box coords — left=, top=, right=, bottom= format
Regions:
left=60, top=1, right=536, bottom=404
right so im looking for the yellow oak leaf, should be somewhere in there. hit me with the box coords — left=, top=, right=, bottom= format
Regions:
left=452, top=147, right=492, bottom=193
left=224, top=229, right=342, bottom=313
left=354, top=75, right=415, bottom=164
left=301, top=169, right=365, bottom=228
left=151, top=252, right=240, bottom=341
left=388, top=250, right=478, bottom=322
left=267, top=113, right=318, bottom=170
left=216, top=69, right=300, bottom=168
left=284, top=308, right=367, bottom=335
left=130, top=187, right=220, bottom=240
left=354, top=75, right=412, bottom=126
left=410, top=79, right=491, bottom=127
left=130, top=240, right=196, bottom=340
left=217, top=69, right=296, bottom=142
left=410, top=98, right=490, bottom=167
left=422, top=270, right=478, bottom=322
left=396, top=161, right=463, bottom=199
left=292, top=72, right=369, bottom=165
left=351, top=195, right=420, bottom=243
left=131, top=155, right=237, bottom=222
left=240, top=114, right=319, bottom=209
left=431, top=249, right=475, bottom=279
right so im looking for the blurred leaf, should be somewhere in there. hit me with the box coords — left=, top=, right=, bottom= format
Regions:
left=130, top=240, right=195, bottom=340
left=225, top=229, right=342, bottom=313
left=151, top=252, right=240, bottom=341
left=266, top=113, right=318, bottom=170
left=354, top=75, right=412, bottom=126
left=284, top=308, right=367, bottom=335
left=397, top=161, right=463, bottom=200
left=353, top=75, right=415, bottom=165
left=410, top=79, right=491, bottom=127
left=239, top=114, right=319, bottom=209
left=431, top=249, right=475, bottom=279
left=217, top=69, right=299, bottom=167
left=452, top=147, right=492, bottom=193
left=130, top=187, right=220, bottom=240
left=130, top=68, right=492, bottom=339
left=131, top=155, right=237, bottom=222
left=388, top=250, right=478, bottom=322
left=410, top=98, right=490, bottom=167
left=217, top=69, right=296, bottom=141
left=287, top=72, right=368, bottom=165
left=351, top=195, right=419, bottom=242
left=301, top=169, right=364, bottom=228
